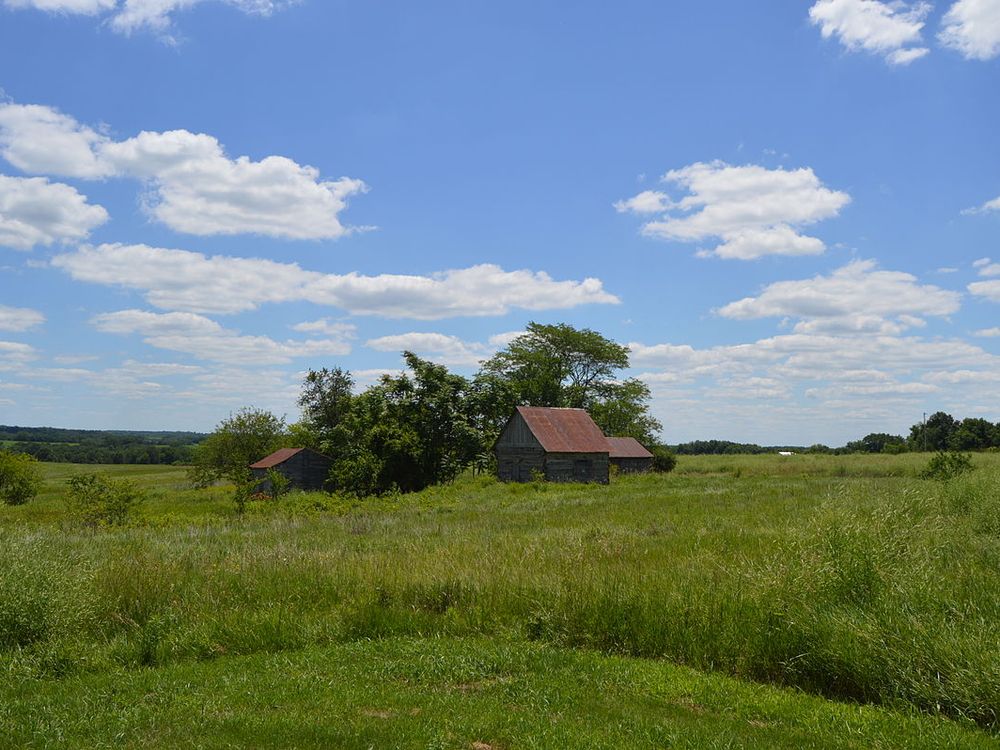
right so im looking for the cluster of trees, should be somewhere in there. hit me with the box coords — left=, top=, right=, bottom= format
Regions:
left=1, top=426, right=202, bottom=465
left=670, top=413, right=1000, bottom=456
left=192, top=323, right=666, bottom=496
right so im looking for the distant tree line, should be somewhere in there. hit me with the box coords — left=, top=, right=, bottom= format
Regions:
left=671, top=412, right=1000, bottom=455
left=192, top=322, right=667, bottom=496
left=1, top=425, right=203, bottom=464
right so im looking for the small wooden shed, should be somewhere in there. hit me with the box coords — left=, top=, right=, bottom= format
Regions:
left=249, top=447, right=332, bottom=492
left=607, top=437, right=654, bottom=474
left=495, top=406, right=610, bottom=484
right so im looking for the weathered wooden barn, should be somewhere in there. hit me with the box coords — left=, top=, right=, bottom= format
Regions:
left=249, top=447, right=332, bottom=492
left=495, top=406, right=610, bottom=484
left=607, top=437, right=654, bottom=474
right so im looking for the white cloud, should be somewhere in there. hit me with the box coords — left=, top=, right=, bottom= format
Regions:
left=365, top=332, right=492, bottom=367
left=0, top=304, right=44, bottom=332
left=809, top=0, right=931, bottom=65
left=102, top=130, right=367, bottom=239
left=291, top=318, right=357, bottom=337
left=939, top=0, right=1000, bottom=60
left=91, top=308, right=353, bottom=365
left=969, top=279, right=1000, bottom=302
left=0, top=104, right=112, bottom=178
left=3, top=0, right=114, bottom=14
left=0, top=101, right=365, bottom=240
left=619, top=162, right=849, bottom=260
left=53, top=244, right=620, bottom=318
left=715, top=260, right=959, bottom=333
left=613, top=190, right=673, bottom=215
left=4, top=0, right=293, bottom=38
left=0, top=340, right=37, bottom=367
left=973, top=327, right=1000, bottom=337
left=964, top=195, right=1000, bottom=214
left=0, top=174, right=108, bottom=250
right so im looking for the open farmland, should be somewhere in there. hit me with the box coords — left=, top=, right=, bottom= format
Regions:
left=2, top=454, right=999, bottom=747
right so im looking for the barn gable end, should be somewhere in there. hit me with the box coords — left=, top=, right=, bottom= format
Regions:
left=250, top=447, right=333, bottom=492
left=495, top=406, right=610, bottom=484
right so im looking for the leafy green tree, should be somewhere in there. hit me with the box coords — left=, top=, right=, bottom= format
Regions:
left=477, top=322, right=660, bottom=443
left=0, top=450, right=42, bottom=505
left=189, top=408, right=286, bottom=487
left=908, top=412, right=956, bottom=452
left=948, top=418, right=996, bottom=451
left=844, top=433, right=906, bottom=454
left=297, top=367, right=355, bottom=455
left=329, top=353, right=481, bottom=496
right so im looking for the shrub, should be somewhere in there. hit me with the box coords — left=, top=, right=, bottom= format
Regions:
left=0, top=450, right=42, bottom=506
left=65, top=473, right=146, bottom=527
left=264, top=468, right=291, bottom=499
left=920, top=450, right=973, bottom=481
left=650, top=446, right=677, bottom=473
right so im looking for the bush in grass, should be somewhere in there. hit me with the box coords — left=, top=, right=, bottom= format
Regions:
left=264, top=468, right=291, bottom=499
left=0, top=450, right=42, bottom=506
left=65, top=473, right=146, bottom=527
left=920, top=450, right=973, bottom=481
left=650, top=446, right=677, bottom=473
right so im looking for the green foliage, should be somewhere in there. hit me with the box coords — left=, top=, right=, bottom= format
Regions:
left=296, top=367, right=355, bottom=455
left=263, top=468, right=291, bottom=499
left=908, top=411, right=957, bottom=451
left=329, top=353, right=481, bottom=496
left=0, top=450, right=42, bottom=505
left=478, top=322, right=660, bottom=443
left=188, top=408, right=286, bottom=487
left=649, top=446, right=677, bottom=473
left=844, top=433, right=906, bottom=454
left=920, top=450, right=974, bottom=481
left=64, top=473, right=146, bottom=526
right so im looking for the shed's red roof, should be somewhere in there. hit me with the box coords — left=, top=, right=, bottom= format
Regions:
left=250, top=447, right=304, bottom=469
left=607, top=437, right=653, bottom=459
left=516, top=406, right=610, bottom=453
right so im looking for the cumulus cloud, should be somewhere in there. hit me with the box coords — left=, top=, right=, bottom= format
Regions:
left=0, top=304, right=44, bottom=332
left=365, top=332, right=494, bottom=367
left=939, top=0, right=1000, bottom=60
left=617, top=162, right=849, bottom=260
left=91, top=309, right=353, bottom=365
left=3, top=0, right=115, bottom=12
left=0, top=174, right=108, bottom=250
left=0, top=101, right=365, bottom=240
left=963, top=195, right=1000, bottom=214
left=809, top=0, right=931, bottom=65
left=4, top=0, right=293, bottom=38
left=629, top=328, right=1000, bottom=443
left=53, top=244, right=620, bottom=318
left=0, top=340, right=37, bottom=367
left=973, top=327, right=1000, bottom=337
left=969, top=279, right=1000, bottom=302
left=716, top=260, right=960, bottom=332
left=0, top=104, right=112, bottom=178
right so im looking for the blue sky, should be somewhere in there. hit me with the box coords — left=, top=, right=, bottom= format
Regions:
left=0, top=0, right=998, bottom=444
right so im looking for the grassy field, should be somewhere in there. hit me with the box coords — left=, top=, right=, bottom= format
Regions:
left=2, top=454, right=999, bottom=747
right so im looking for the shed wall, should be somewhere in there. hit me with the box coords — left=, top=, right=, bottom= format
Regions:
left=610, top=457, right=653, bottom=474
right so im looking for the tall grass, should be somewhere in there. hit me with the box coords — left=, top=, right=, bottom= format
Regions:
left=1, top=455, right=999, bottom=730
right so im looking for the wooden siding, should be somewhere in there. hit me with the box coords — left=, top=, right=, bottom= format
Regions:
left=495, top=410, right=609, bottom=484
left=252, top=448, right=332, bottom=492
left=610, top=456, right=653, bottom=474
left=544, top=451, right=609, bottom=484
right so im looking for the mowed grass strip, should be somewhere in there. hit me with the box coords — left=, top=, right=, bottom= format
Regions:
left=1, top=636, right=992, bottom=749
left=1, top=454, right=999, bottom=734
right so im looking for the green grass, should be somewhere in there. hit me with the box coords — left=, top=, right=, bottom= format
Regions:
left=2, top=637, right=991, bottom=749
left=2, top=453, right=999, bottom=745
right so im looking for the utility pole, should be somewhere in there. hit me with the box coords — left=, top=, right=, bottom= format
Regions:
left=922, top=412, right=927, bottom=453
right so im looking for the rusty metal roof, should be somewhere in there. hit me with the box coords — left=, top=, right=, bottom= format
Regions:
left=606, top=437, right=653, bottom=459
left=516, top=406, right=610, bottom=453
left=249, top=447, right=304, bottom=469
